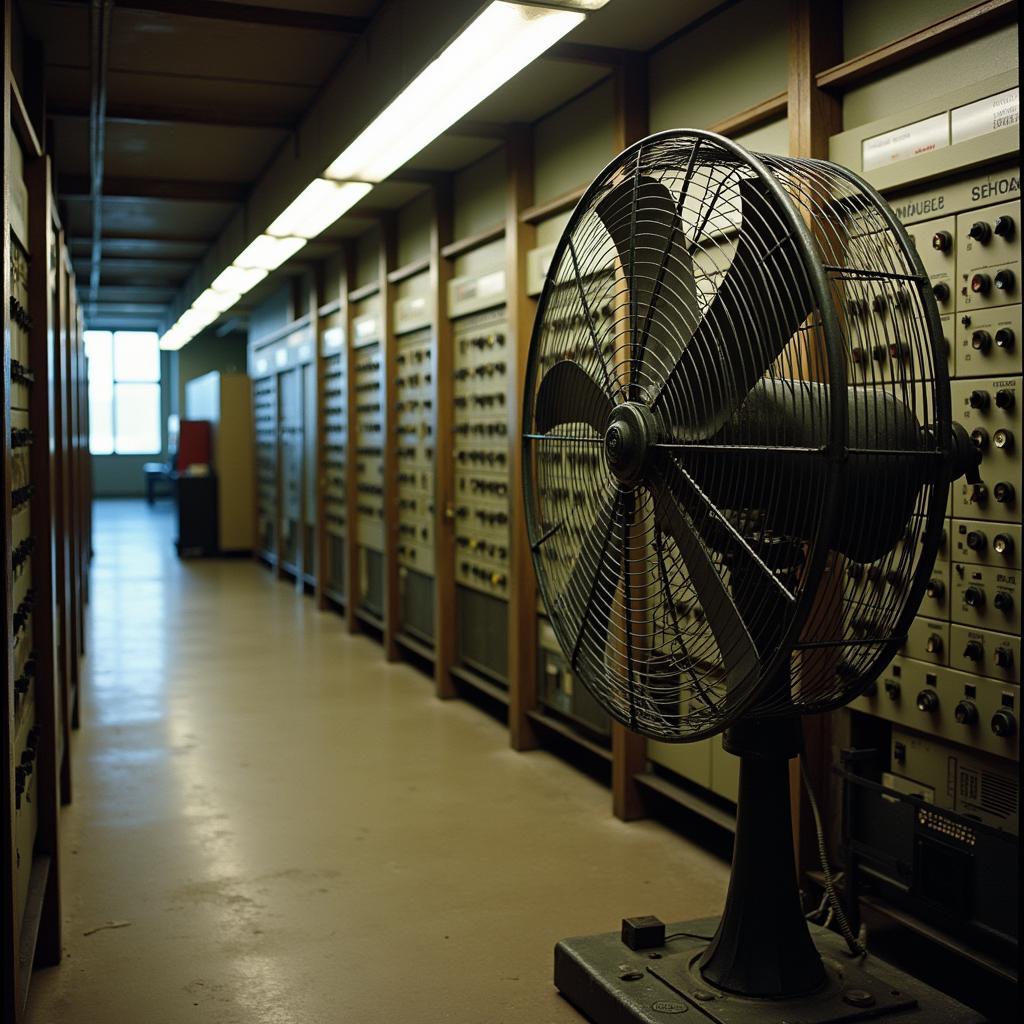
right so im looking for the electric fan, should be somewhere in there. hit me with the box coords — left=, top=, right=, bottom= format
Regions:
left=522, top=130, right=983, bottom=1023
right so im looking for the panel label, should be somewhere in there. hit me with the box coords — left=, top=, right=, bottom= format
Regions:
left=952, top=87, right=1020, bottom=145
left=862, top=113, right=948, bottom=172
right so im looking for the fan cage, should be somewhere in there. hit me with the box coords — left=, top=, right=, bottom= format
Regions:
left=522, top=130, right=950, bottom=744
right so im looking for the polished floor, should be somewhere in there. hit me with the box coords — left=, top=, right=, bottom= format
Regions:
left=26, top=499, right=728, bottom=1024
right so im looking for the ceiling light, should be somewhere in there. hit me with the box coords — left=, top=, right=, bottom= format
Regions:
left=177, top=307, right=219, bottom=334
left=211, top=265, right=268, bottom=295
left=268, top=179, right=373, bottom=239
left=192, top=287, right=241, bottom=314
left=159, top=326, right=192, bottom=351
left=235, top=234, right=307, bottom=272
left=325, top=2, right=584, bottom=183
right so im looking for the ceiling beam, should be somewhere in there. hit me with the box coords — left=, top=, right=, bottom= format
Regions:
left=68, top=232, right=211, bottom=246
left=547, top=41, right=639, bottom=66
left=52, top=0, right=369, bottom=33
left=446, top=119, right=514, bottom=140
left=48, top=99, right=292, bottom=130
left=60, top=174, right=245, bottom=202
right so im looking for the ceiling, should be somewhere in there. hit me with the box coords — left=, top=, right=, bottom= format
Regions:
left=19, top=0, right=726, bottom=332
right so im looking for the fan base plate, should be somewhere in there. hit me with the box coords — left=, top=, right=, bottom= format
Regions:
left=554, top=917, right=983, bottom=1023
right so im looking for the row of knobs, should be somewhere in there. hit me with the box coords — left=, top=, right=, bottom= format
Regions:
left=918, top=633, right=1014, bottom=668
left=963, top=585, right=1015, bottom=612
left=932, top=216, right=1016, bottom=252
left=913, top=688, right=1017, bottom=737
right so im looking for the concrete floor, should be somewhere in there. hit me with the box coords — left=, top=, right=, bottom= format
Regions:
left=26, top=499, right=728, bottom=1024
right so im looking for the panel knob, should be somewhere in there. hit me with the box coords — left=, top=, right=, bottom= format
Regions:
left=993, top=482, right=1015, bottom=505
left=993, top=215, right=1015, bottom=239
left=992, top=533, right=1014, bottom=557
left=969, top=389, right=990, bottom=410
left=965, top=530, right=987, bottom=551
left=971, top=329, right=992, bottom=353
left=925, top=633, right=943, bottom=655
left=925, top=578, right=945, bottom=600
left=916, top=689, right=939, bottom=713
left=954, top=700, right=978, bottom=725
left=994, top=388, right=1015, bottom=411
left=968, top=221, right=992, bottom=243
left=991, top=709, right=1017, bottom=737
left=932, top=230, right=953, bottom=251
left=994, top=327, right=1016, bottom=350
left=963, top=639, right=984, bottom=662
left=993, top=591, right=1014, bottom=613
left=994, top=269, right=1016, bottom=292
left=932, top=282, right=950, bottom=302
left=963, top=585, right=985, bottom=608
left=969, top=428, right=989, bottom=451
left=993, top=428, right=1014, bottom=451
left=970, top=273, right=992, bottom=295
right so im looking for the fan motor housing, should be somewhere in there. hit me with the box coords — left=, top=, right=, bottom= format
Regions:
left=604, top=402, right=656, bottom=485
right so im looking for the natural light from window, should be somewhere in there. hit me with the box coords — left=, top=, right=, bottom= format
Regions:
left=84, top=330, right=162, bottom=455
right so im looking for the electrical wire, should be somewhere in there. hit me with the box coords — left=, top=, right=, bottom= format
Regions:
left=800, top=756, right=867, bottom=958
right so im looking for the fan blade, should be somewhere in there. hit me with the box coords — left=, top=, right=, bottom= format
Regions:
left=596, top=175, right=698, bottom=378
left=553, top=488, right=622, bottom=673
left=651, top=467, right=760, bottom=694
left=535, top=359, right=614, bottom=435
left=654, top=178, right=816, bottom=439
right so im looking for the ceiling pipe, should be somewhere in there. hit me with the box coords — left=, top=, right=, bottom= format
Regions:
left=88, top=0, right=113, bottom=315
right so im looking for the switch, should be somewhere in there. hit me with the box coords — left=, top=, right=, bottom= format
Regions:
left=994, top=646, right=1014, bottom=670
left=916, top=689, right=939, bottom=712
left=954, top=700, right=978, bottom=725
left=971, top=329, right=992, bottom=353
left=993, top=215, right=1015, bottom=239
left=925, top=633, right=943, bottom=655
left=893, top=740, right=906, bottom=763
left=993, top=591, right=1014, bottom=613
left=885, top=681, right=901, bottom=700
left=963, top=639, right=984, bottom=662
left=968, top=221, right=992, bottom=244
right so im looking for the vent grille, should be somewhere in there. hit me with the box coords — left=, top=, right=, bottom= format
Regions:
left=978, top=770, right=1018, bottom=820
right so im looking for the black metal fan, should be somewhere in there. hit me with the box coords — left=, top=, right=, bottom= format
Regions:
left=522, top=130, right=980, bottom=1022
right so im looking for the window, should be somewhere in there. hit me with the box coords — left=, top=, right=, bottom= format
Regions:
left=84, top=331, right=162, bottom=455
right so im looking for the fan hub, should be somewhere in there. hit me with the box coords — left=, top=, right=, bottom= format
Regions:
left=604, top=403, right=656, bottom=485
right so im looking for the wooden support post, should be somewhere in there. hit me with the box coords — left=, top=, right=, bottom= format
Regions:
left=380, top=216, right=400, bottom=661
left=313, top=262, right=328, bottom=611
left=610, top=54, right=651, bottom=821
left=506, top=126, right=539, bottom=752
left=788, top=0, right=842, bottom=873
left=432, top=179, right=458, bottom=699
left=343, top=244, right=361, bottom=635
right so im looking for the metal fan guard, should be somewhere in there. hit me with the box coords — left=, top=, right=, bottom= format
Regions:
left=522, top=129, right=951, bottom=744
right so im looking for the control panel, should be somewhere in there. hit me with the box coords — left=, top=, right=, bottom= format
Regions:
left=452, top=302, right=509, bottom=683
left=847, top=160, right=1020, bottom=829
left=321, top=315, right=347, bottom=603
left=353, top=312, right=385, bottom=618
left=252, top=374, right=278, bottom=560
left=395, top=322, right=436, bottom=645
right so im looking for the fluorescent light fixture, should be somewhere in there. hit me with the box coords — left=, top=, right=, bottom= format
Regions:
left=192, top=287, right=241, bottom=314
left=177, top=307, right=219, bottom=334
left=159, top=326, right=192, bottom=351
left=235, top=233, right=307, bottom=272
left=325, top=2, right=584, bottom=183
left=267, top=179, right=373, bottom=239
left=211, top=265, right=268, bottom=295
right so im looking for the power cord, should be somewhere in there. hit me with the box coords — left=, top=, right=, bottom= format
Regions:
left=799, top=756, right=867, bottom=959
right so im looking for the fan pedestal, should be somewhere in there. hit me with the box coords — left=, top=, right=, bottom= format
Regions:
left=553, top=719, right=984, bottom=1023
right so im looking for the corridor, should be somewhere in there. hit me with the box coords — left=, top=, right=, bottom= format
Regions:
left=26, top=500, right=727, bottom=1024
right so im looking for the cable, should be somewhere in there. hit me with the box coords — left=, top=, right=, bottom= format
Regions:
left=664, top=931, right=713, bottom=943
left=799, top=756, right=867, bottom=958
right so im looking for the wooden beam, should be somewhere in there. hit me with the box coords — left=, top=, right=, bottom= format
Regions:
left=519, top=184, right=587, bottom=226
left=59, top=175, right=245, bottom=202
left=548, top=41, right=638, bottom=66
left=432, top=180, right=457, bottom=700
left=385, top=256, right=430, bottom=285
left=609, top=54, right=651, bottom=822
left=816, top=0, right=1017, bottom=92
left=9, top=74, right=42, bottom=157
left=52, top=0, right=369, bottom=32
left=506, top=124, right=539, bottom=753
left=342, top=244, right=360, bottom=635
left=347, top=281, right=380, bottom=303
left=711, top=91, right=788, bottom=138
left=788, top=0, right=842, bottom=161
left=440, top=223, right=505, bottom=261
left=48, top=99, right=292, bottom=131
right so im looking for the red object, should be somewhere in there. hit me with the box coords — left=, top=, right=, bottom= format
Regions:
left=176, top=420, right=211, bottom=472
